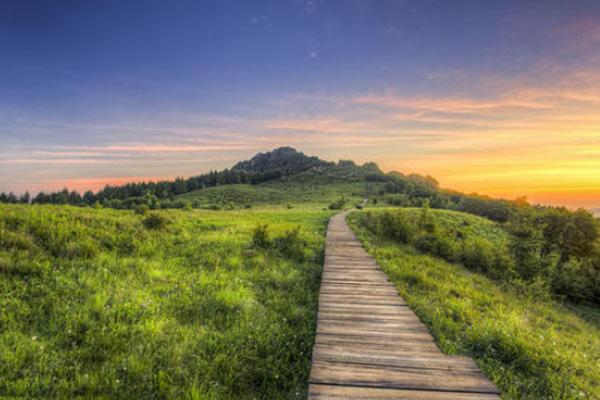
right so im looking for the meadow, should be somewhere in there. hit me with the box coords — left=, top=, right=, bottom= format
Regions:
left=2, top=148, right=599, bottom=399
left=348, top=208, right=600, bottom=399
left=0, top=204, right=332, bottom=399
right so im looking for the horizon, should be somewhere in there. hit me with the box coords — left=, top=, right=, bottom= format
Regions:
left=2, top=1, right=600, bottom=209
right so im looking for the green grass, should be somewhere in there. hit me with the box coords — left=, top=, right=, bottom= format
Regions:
left=0, top=204, right=333, bottom=399
left=178, top=164, right=386, bottom=209
left=179, top=182, right=373, bottom=209
left=399, top=207, right=510, bottom=245
left=348, top=209, right=600, bottom=399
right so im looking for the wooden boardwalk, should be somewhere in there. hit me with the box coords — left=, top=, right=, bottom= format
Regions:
left=308, top=212, right=500, bottom=399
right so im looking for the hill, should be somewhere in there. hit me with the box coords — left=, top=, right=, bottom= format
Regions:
left=0, top=147, right=518, bottom=223
left=179, top=159, right=388, bottom=209
left=231, top=146, right=333, bottom=177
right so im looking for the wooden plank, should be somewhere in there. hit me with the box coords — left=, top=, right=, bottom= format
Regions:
left=318, top=295, right=407, bottom=306
left=310, top=361, right=499, bottom=394
left=319, top=288, right=399, bottom=297
left=316, top=327, right=434, bottom=342
left=314, top=343, right=444, bottom=359
left=317, top=318, right=427, bottom=331
left=314, top=335, right=441, bottom=352
left=317, top=313, right=423, bottom=323
left=319, top=304, right=414, bottom=314
left=319, top=299, right=407, bottom=307
left=320, top=279, right=394, bottom=286
left=322, top=272, right=388, bottom=279
left=309, top=384, right=501, bottom=399
left=312, top=350, right=481, bottom=372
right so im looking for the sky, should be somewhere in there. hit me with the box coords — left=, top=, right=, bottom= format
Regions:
left=1, top=0, right=600, bottom=208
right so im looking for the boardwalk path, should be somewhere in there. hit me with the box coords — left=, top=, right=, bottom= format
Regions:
left=308, top=212, right=500, bottom=399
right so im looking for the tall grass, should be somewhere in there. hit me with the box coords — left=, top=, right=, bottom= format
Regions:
left=348, top=210, right=600, bottom=399
left=0, top=204, right=331, bottom=399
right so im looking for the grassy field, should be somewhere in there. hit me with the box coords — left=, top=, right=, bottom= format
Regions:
left=177, top=165, right=385, bottom=209
left=178, top=182, right=373, bottom=209
left=0, top=204, right=332, bottom=399
left=348, top=209, right=600, bottom=399
left=395, top=207, right=510, bottom=245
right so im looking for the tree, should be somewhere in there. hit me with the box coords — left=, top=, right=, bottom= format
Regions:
left=19, top=191, right=31, bottom=204
left=82, top=190, right=96, bottom=205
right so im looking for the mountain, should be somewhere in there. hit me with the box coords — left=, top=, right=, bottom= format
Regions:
left=232, top=147, right=333, bottom=177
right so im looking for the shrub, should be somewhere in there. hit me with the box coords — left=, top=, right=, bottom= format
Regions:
left=328, top=197, right=346, bottom=210
left=142, top=212, right=169, bottom=230
left=431, top=233, right=459, bottom=260
left=251, top=224, right=270, bottom=248
left=418, top=202, right=436, bottom=233
left=552, top=259, right=594, bottom=302
left=273, top=227, right=306, bottom=261
left=412, top=232, right=439, bottom=254
left=135, top=204, right=150, bottom=215
left=461, top=239, right=495, bottom=274
left=379, top=211, right=413, bottom=243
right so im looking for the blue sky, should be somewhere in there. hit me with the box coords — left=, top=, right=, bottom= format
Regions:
left=1, top=0, right=600, bottom=207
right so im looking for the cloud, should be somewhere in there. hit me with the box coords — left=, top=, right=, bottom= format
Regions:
left=3, top=60, right=600, bottom=207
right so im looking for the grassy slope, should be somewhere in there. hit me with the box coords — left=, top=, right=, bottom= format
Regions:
left=178, top=165, right=385, bottom=209
left=398, top=207, right=510, bottom=245
left=0, top=204, right=332, bottom=399
left=348, top=209, right=600, bottom=400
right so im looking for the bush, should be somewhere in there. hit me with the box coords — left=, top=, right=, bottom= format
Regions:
left=552, top=259, right=594, bottom=302
left=328, top=197, right=346, bottom=210
left=273, top=227, right=306, bottom=261
left=142, top=212, right=169, bottom=230
left=135, top=204, right=150, bottom=215
left=461, top=239, right=495, bottom=274
left=412, top=232, right=439, bottom=254
left=432, top=233, right=458, bottom=260
left=379, top=211, right=413, bottom=243
left=251, top=224, right=270, bottom=248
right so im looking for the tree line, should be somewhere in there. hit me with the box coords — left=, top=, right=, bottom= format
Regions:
left=0, top=168, right=280, bottom=207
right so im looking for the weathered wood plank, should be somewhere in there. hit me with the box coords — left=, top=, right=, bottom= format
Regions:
left=310, top=361, right=499, bottom=394
left=312, top=350, right=481, bottom=372
left=314, top=335, right=441, bottom=352
left=316, top=320, right=429, bottom=332
left=309, top=384, right=501, bottom=399
left=319, top=288, right=399, bottom=296
left=318, top=295, right=407, bottom=306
